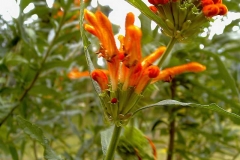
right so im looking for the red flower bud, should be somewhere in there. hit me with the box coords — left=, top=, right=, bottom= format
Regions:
left=216, top=4, right=228, bottom=15
left=148, top=66, right=160, bottom=78
left=202, top=4, right=219, bottom=17
left=149, top=6, right=158, bottom=13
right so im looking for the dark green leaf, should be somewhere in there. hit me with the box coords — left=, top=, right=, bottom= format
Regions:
left=9, top=145, right=19, bottom=160
left=203, top=50, right=240, bottom=100
left=20, top=0, right=32, bottom=11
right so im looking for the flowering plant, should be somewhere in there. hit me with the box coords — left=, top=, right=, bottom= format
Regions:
left=79, top=0, right=240, bottom=159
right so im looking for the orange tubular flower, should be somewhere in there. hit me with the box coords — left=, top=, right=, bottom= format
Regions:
left=152, top=62, right=206, bottom=82
left=91, top=70, right=109, bottom=91
left=123, top=25, right=142, bottom=68
left=84, top=9, right=120, bottom=91
left=68, top=68, right=89, bottom=79
left=84, top=10, right=118, bottom=61
left=141, top=46, right=166, bottom=69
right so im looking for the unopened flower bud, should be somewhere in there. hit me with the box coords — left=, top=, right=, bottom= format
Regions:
left=202, top=4, right=219, bottom=17
left=91, top=70, right=109, bottom=91
left=216, top=4, right=228, bottom=15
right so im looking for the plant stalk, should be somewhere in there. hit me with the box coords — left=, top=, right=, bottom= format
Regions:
left=167, top=118, right=175, bottom=160
left=166, top=80, right=177, bottom=160
left=157, top=37, right=177, bottom=67
left=104, top=125, right=122, bottom=160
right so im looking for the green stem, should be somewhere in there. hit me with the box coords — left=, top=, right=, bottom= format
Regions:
left=157, top=37, right=177, bottom=67
left=104, top=125, right=122, bottom=160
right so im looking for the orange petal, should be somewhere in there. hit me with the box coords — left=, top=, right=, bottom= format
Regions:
left=134, top=66, right=160, bottom=94
left=95, top=11, right=118, bottom=61
left=68, top=69, right=89, bottom=79
left=84, top=24, right=97, bottom=36
left=125, top=12, right=135, bottom=29
left=123, top=25, right=142, bottom=67
left=152, top=62, right=206, bottom=82
left=141, top=46, right=166, bottom=68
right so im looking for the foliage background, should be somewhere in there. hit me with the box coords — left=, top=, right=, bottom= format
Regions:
left=0, top=0, right=240, bottom=160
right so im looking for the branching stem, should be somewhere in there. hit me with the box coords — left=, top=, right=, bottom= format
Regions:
left=157, top=37, right=177, bottom=67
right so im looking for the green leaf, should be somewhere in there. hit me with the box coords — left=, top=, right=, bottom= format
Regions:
left=203, top=51, right=240, bottom=100
left=17, top=116, right=45, bottom=145
left=133, top=100, right=240, bottom=121
left=125, top=0, right=168, bottom=31
left=4, top=53, right=28, bottom=66
left=0, top=102, right=18, bottom=123
left=17, top=116, right=63, bottom=160
left=100, top=126, right=114, bottom=155
left=20, top=0, right=32, bottom=11
left=9, top=145, right=19, bottom=160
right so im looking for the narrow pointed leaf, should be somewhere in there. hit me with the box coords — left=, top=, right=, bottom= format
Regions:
left=203, top=50, right=239, bottom=100
left=133, top=100, right=240, bottom=120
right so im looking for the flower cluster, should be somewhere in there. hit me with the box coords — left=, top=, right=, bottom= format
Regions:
left=201, top=0, right=228, bottom=17
left=84, top=10, right=206, bottom=126
left=148, top=0, right=228, bottom=40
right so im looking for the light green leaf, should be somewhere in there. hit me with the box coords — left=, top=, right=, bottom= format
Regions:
left=133, top=100, right=240, bottom=120
left=100, top=126, right=114, bottom=155
left=17, top=116, right=63, bottom=160
left=79, top=0, right=101, bottom=94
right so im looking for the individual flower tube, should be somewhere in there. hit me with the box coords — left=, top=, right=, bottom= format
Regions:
left=152, top=62, right=206, bottom=82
